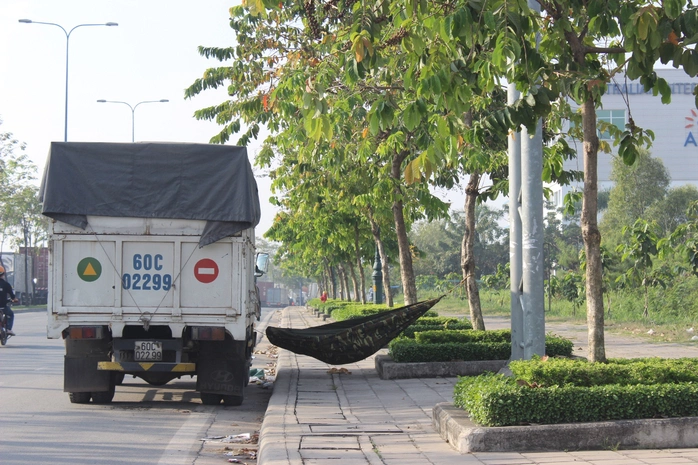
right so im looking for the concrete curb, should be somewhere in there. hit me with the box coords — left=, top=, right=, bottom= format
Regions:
left=258, top=349, right=302, bottom=464
left=433, top=402, right=698, bottom=453
left=374, top=354, right=507, bottom=380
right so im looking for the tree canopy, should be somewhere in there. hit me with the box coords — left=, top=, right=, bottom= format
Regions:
left=187, top=0, right=698, bottom=359
left=0, top=122, right=44, bottom=254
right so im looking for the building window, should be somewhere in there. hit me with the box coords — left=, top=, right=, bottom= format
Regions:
left=597, top=109, right=626, bottom=139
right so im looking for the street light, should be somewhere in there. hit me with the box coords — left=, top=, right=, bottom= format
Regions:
left=18, top=19, right=118, bottom=142
left=96, top=99, right=169, bottom=142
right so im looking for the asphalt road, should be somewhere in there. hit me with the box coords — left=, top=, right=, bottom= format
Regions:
left=0, top=308, right=277, bottom=465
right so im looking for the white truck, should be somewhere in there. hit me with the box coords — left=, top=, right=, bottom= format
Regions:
left=41, top=142, right=267, bottom=406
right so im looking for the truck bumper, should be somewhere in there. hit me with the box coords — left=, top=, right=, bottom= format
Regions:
left=97, top=361, right=196, bottom=373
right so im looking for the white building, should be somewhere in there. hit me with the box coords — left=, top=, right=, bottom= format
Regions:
left=550, top=68, right=698, bottom=210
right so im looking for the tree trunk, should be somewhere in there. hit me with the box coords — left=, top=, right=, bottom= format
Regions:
left=581, top=96, right=607, bottom=362
left=341, top=263, right=352, bottom=301
left=348, top=260, right=360, bottom=302
left=345, top=263, right=353, bottom=301
left=391, top=151, right=418, bottom=305
left=354, top=223, right=366, bottom=304
left=643, top=285, right=649, bottom=318
left=368, top=212, right=393, bottom=307
left=462, top=171, right=486, bottom=330
left=327, top=261, right=337, bottom=299
left=380, top=243, right=393, bottom=307
left=336, top=264, right=345, bottom=300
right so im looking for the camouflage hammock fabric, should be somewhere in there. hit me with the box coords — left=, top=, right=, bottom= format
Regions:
left=265, top=296, right=444, bottom=365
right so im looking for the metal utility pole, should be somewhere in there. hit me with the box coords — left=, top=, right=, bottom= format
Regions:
left=96, top=99, right=169, bottom=142
left=521, top=120, right=546, bottom=358
left=508, top=0, right=546, bottom=359
left=508, top=83, right=524, bottom=361
left=19, top=19, right=118, bottom=141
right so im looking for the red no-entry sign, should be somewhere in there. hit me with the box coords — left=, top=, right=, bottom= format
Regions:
left=194, top=258, right=219, bottom=283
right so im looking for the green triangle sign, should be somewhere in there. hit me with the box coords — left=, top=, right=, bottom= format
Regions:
left=77, top=257, right=102, bottom=282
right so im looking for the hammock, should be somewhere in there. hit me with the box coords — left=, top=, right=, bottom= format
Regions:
left=265, top=296, right=443, bottom=365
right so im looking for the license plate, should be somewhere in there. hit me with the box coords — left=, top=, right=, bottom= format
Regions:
left=134, top=341, right=162, bottom=361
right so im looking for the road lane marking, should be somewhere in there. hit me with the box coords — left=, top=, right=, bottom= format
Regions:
left=157, top=407, right=215, bottom=465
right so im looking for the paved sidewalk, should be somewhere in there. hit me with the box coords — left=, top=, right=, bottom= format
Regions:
left=259, top=307, right=698, bottom=465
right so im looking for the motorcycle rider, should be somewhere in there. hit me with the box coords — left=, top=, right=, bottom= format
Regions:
left=0, top=265, right=19, bottom=336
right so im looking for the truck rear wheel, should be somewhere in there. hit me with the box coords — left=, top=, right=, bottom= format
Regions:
left=200, top=393, right=222, bottom=405
left=69, top=392, right=91, bottom=404
left=92, top=390, right=115, bottom=404
left=222, top=395, right=243, bottom=406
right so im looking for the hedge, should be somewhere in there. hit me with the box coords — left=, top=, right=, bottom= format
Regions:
left=331, top=305, right=389, bottom=321
left=399, top=317, right=474, bottom=338
left=326, top=302, right=440, bottom=323
left=400, top=322, right=472, bottom=338
left=453, top=372, right=698, bottom=426
left=388, top=334, right=572, bottom=363
left=315, top=300, right=354, bottom=316
left=317, top=301, right=439, bottom=321
left=389, top=339, right=512, bottom=362
left=509, top=357, right=698, bottom=387
left=414, top=329, right=510, bottom=344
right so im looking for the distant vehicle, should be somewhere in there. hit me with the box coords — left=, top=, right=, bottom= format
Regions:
left=257, top=281, right=289, bottom=307
left=0, top=301, right=15, bottom=346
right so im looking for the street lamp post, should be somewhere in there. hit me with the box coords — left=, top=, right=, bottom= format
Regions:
left=96, top=99, right=169, bottom=142
left=19, top=19, right=118, bottom=142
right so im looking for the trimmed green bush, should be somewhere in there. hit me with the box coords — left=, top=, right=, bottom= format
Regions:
left=453, top=372, right=698, bottom=426
left=332, top=305, right=389, bottom=321
left=415, top=329, right=510, bottom=344
left=310, top=298, right=440, bottom=319
left=325, top=303, right=438, bottom=321
left=389, top=339, right=512, bottom=362
left=399, top=317, right=474, bottom=338
left=315, top=299, right=354, bottom=315
left=544, top=336, right=574, bottom=358
left=389, top=333, right=572, bottom=362
left=509, top=357, right=698, bottom=387
left=415, top=317, right=468, bottom=327
left=400, top=322, right=472, bottom=338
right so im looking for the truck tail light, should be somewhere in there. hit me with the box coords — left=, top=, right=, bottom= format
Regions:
left=69, top=326, right=104, bottom=339
left=191, top=326, right=226, bottom=341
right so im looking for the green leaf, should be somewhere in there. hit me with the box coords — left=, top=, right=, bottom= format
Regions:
left=658, top=78, right=671, bottom=104
left=403, top=103, right=422, bottom=131
left=369, top=112, right=380, bottom=135
left=637, top=14, right=649, bottom=40
left=664, top=0, right=683, bottom=20
left=659, top=43, right=676, bottom=64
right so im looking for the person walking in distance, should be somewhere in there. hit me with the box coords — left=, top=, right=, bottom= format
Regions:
left=0, top=266, right=19, bottom=336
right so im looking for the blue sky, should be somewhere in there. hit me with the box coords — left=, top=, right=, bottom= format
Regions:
left=1, top=0, right=281, bottom=231
left=1, top=0, right=470, bottom=243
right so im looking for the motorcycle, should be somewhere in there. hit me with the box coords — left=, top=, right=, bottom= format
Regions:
left=0, top=300, right=16, bottom=346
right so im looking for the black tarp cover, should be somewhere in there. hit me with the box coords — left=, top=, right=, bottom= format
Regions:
left=265, top=297, right=443, bottom=365
left=40, top=142, right=261, bottom=246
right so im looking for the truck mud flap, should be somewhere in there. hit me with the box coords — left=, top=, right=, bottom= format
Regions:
left=196, top=339, right=248, bottom=396
left=64, top=337, right=112, bottom=393
left=64, top=356, right=112, bottom=392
